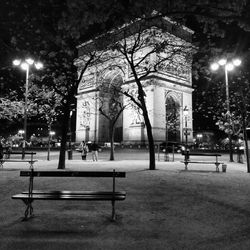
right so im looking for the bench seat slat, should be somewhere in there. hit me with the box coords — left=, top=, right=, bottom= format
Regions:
left=181, top=161, right=223, bottom=164
left=20, top=171, right=126, bottom=178
left=0, top=159, right=38, bottom=163
left=21, top=190, right=126, bottom=195
left=12, top=193, right=126, bottom=201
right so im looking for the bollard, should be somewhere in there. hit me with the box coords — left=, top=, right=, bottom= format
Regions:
left=67, top=150, right=73, bottom=160
left=222, top=164, right=227, bottom=172
left=164, top=153, right=169, bottom=162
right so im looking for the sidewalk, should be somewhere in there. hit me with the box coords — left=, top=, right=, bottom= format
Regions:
left=1, top=155, right=250, bottom=250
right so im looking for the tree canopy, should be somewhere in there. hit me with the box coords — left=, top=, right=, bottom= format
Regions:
left=0, top=0, right=250, bottom=168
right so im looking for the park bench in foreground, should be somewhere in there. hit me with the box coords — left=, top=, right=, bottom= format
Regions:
left=181, top=152, right=223, bottom=172
left=12, top=169, right=126, bottom=221
left=0, top=151, right=37, bottom=168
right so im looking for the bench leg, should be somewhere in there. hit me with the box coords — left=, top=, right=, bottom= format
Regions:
left=29, top=162, right=34, bottom=170
left=215, top=163, right=220, bottom=172
left=184, top=161, right=188, bottom=170
left=22, top=199, right=34, bottom=221
left=111, top=200, right=116, bottom=221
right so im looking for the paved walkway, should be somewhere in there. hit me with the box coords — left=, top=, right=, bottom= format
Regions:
left=2, top=150, right=248, bottom=173
left=0, top=152, right=250, bottom=250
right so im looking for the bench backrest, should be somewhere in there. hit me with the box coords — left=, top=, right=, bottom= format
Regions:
left=188, top=153, right=221, bottom=156
left=5, top=151, right=36, bottom=162
left=21, top=170, right=126, bottom=195
left=8, top=151, right=36, bottom=155
left=20, top=170, right=126, bottom=178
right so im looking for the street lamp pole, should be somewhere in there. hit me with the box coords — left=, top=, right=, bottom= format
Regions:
left=68, top=110, right=73, bottom=160
left=13, top=58, right=43, bottom=159
left=224, top=66, right=230, bottom=113
left=224, top=65, right=234, bottom=162
left=47, top=130, right=55, bottom=161
left=183, top=106, right=189, bottom=165
left=210, top=58, right=241, bottom=162
left=23, top=65, right=29, bottom=158
left=164, top=114, right=169, bottom=162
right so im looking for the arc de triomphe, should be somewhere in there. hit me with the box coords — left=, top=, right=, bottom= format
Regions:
left=75, top=16, right=194, bottom=145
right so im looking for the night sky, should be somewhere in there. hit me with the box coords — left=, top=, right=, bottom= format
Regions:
left=1, top=1, right=250, bottom=136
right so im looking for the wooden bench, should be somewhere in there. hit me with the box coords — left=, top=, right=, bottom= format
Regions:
left=12, top=169, right=126, bottom=221
left=181, top=152, right=223, bottom=172
left=0, top=151, right=37, bottom=168
left=0, top=159, right=37, bottom=169
left=3, top=151, right=36, bottom=159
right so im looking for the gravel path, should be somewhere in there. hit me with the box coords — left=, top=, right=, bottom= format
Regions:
left=0, top=151, right=250, bottom=249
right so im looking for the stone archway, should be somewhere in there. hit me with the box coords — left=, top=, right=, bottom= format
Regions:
left=75, top=16, right=194, bottom=144
left=165, top=93, right=180, bottom=142
left=97, top=69, right=124, bottom=143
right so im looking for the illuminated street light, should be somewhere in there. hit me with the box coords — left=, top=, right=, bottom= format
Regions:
left=34, top=62, right=43, bottom=69
left=18, top=130, right=25, bottom=137
left=210, top=57, right=241, bottom=162
left=21, top=62, right=29, bottom=71
left=233, top=58, right=241, bottom=66
left=50, top=131, right=56, bottom=136
left=210, top=63, right=219, bottom=71
left=13, top=58, right=43, bottom=158
left=13, top=59, right=21, bottom=66
left=218, top=58, right=227, bottom=66
left=25, top=58, right=34, bottom=65
left=225, top=63, right=234, bottom=71
left=197, top=134, right=203, bottom=148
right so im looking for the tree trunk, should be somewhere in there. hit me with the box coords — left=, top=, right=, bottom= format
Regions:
left=109, top=122, right=115, bottom=161
left=229, top=135, right=234, bottom=162
left=243, top=127, right=250, bottom=173
left=47, top=122, right=52, bottom=161
left=242, top=111, right=250, bottom=173
left=136, top=82, right=155, bottom=170
left=143, top=110, right=155, bottom=170
left=57, top=108, right=70, bottom=169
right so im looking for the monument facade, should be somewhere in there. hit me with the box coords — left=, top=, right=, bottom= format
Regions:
left=75, top=16, right=194, bottom=145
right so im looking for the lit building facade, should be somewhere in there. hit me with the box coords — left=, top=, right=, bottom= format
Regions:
left=75, top=17, right=194, bottom=145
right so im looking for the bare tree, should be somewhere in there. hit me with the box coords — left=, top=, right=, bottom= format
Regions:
left=98, top=76, right=127, bottom=160
left=102, top=17, right=194, bottom=170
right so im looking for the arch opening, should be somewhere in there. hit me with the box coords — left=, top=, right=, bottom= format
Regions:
left=165, top=95, right=180, bottom=143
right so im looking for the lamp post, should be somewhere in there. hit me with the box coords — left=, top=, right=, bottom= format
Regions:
left=68, top=110, right=73, bottom=160
left=13, top=58, right=43, bottom=159
left=183, top=106, right=189, bottom=164
left=164, top=114, right=169, bottom=162
left=47, top=131, right=55, bottom=161
left=211, top=58, right=241, bottom=162
left=18, top=129, right=25, bottom=137
left=18, top=130, right=25, bottom=146
left=197, top=133, right=203, bottom=148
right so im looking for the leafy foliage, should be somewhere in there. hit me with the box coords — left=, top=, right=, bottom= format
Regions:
left=0, top=0, right=249, bottom=168
left=194, top=55, right=250, bottom=141
left=216, top=112, right=242, bottom=137
left=0, top=97, right=23, bottom=120
left=28, top=84, right=62, bottom=124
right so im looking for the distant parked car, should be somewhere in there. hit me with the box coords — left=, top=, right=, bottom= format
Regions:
left=104, top=142, right=121, bottom=148
left=159, top=142, right=185, bottom=153
left=55, top=142, right=61, bottom=148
